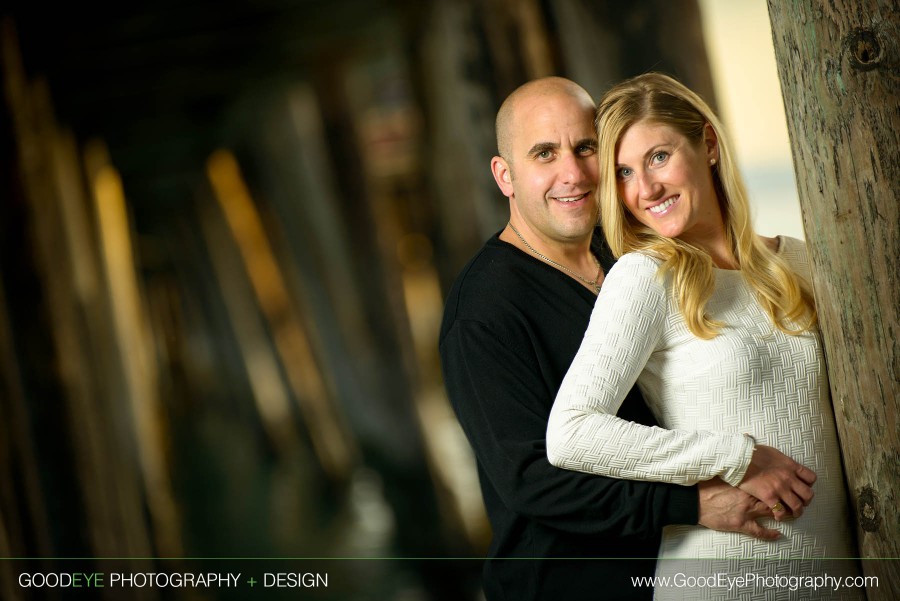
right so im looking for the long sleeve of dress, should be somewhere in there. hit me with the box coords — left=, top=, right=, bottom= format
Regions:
left=546, top=253, right=754, bottom=486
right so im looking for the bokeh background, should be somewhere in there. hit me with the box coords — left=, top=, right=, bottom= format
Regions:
left=1, top=1, right=804, bottom=599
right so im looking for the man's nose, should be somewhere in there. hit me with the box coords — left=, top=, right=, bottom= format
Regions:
left=559, top=153, right=593, bottom=185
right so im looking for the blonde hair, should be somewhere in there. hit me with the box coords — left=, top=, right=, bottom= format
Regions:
left=596, top=72, right=816, bottom=338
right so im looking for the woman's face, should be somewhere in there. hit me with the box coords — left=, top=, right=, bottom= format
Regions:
left=614, top=119, right=722, bottom=245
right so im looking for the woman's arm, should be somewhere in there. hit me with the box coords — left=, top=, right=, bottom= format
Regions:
left=547, top=253, right=817, bottom=519
left=546, top=253, right=753, bottom=485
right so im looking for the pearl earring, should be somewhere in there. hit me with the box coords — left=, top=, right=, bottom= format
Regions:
left=710, top=159, right=717, bottom=166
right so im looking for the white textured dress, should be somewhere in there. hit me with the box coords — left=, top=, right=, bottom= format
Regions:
left=547, top=237, right=862, bottom=600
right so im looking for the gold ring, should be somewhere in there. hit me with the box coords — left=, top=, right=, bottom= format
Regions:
left=772, top=502, right=785, bottom=512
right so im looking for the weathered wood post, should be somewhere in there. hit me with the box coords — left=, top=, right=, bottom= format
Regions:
left=766, top=1, right=899, bottom=597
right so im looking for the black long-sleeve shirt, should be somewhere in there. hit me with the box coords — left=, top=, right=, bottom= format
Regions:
left=439, top=230, right=698, bottom=600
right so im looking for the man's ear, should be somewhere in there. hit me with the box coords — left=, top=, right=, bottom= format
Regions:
left=491, top=156, right=514, bottom=198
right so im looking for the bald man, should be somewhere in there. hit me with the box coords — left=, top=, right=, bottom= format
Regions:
left=439, top=77, right=774, bottom=600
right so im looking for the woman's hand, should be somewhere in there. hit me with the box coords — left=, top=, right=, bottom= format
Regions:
left=738, top=444, right=817, bottom=520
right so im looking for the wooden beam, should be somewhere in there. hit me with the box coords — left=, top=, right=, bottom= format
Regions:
left=767, top=1, right=899, bottom=597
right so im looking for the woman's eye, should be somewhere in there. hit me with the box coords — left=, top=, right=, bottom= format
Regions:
left=651, top=151, right=669, bottom=164
left=616, top=167, right=632, bottom=179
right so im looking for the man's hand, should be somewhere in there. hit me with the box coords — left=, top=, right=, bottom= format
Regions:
left=698, top=478, right=780, bottom=540
left=738, top=444, right=817, bottom=521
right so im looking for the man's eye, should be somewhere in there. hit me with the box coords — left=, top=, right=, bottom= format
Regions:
left=578, top=145, right=597, bottom=156
left=537, top=150, right=552, bottom=159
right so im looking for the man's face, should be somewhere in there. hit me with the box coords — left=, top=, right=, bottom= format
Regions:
left=502, top=92, right=599, bottom=247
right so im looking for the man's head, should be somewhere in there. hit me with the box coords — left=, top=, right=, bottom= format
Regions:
left=491, top=77, right=599, bottom=249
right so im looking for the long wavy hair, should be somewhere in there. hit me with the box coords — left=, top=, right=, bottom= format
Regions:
left=596, top=72, right=816, bottom=338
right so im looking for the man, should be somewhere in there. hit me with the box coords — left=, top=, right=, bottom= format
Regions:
left=438, top=77, right=785, bottom=600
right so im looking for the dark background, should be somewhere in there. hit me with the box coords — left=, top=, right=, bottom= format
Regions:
left=1, top=1, right=720, bottom=599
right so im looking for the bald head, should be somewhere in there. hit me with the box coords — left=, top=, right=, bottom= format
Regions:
left=496, top=77, right=595, bottom=160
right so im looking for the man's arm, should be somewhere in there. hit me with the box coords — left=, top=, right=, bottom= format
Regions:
left=441, top=317, right=696, bottom=538
left=698, top=478, right=780, bottom=540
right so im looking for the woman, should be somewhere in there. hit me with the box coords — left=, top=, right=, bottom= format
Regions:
left=546, top=73, right=861, bottom=599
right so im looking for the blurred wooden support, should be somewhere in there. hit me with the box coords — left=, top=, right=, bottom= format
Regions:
left=508, top=0, right=555, bottom=78
left=413, top=0, right=511, bottom=285
left=1, top=17, right=166, bottom=582
left=348, top=85, right=479, bottom=542
left=358, top=180, right=478, bottom=546
left=0, top=18, right=56, bottom=566
left=0, top=510, right=13, bottom=601
left=84, top=142, right=182, bottom=560
left=197, top=184, right=302, bottom=459
left=47, top=122, right=154, bottom=561
left=249, top=81, right=454, bottom=489
left=243, top=85, right=382, bottom=461
left=277, top=84, right=381, bottom=377
left=0, top=256, right=56, bottom=587
left=397, top=249, right=490, bottom=546
left=205, top=149, right=355, bottom=480
left=767, top=1, right=899, bottom=597
left=547, top=0, right=718, bottom=105
left=247, top=81, right=477, bottom=563
left=340, top=47, right=487, bottom=562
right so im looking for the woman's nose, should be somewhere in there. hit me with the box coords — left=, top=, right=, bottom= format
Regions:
left=637, top=170, right=661, bottom=200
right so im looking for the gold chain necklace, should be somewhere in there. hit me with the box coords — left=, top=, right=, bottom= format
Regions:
left=507, top=222, right=602, bottom=293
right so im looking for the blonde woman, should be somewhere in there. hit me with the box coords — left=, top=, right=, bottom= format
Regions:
left=546, top=73, right=861, bottom=599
